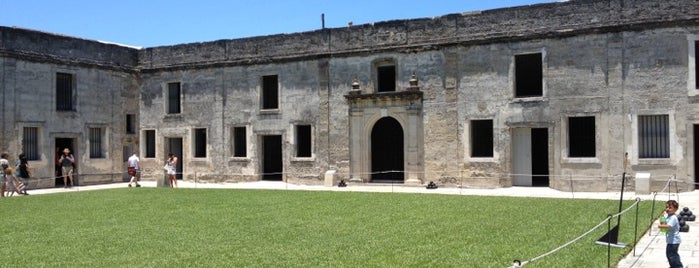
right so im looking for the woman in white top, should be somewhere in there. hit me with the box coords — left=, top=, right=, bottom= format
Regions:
left=166, top=153, right=178, bottom=188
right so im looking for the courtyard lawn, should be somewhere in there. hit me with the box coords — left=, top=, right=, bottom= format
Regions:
left=0, top=188, right=662, bottom=267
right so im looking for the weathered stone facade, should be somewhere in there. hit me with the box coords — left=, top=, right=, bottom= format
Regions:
left=1, top=0, right=699, bottom=191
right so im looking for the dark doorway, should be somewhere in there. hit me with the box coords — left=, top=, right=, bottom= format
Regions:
left=262, top=135, right=283, bottom=181
left=165, top=138, right=183, bottom=181
left=531, top=128, right=549, bottom=187
left=371, top=117, right=404, bottom=182
left=54, top=138, right=75, bottom=187
left=694, top=125, right=699, bottom=187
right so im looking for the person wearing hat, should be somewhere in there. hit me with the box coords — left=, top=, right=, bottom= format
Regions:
left=59, top=148, right=75, bottom=187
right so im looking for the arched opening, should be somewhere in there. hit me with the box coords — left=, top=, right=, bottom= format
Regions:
left=371, top=117, right=404, bottom=182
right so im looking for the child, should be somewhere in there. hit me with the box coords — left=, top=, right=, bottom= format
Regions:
left=3, top=167, right=22, bottom=197
left=658, top=200, right=684, bottom=268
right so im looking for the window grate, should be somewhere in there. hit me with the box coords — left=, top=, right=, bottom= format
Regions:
left=56, top=73, right=73, bottom=111
left=89, top=128, right=103, bottom=158
left=638, top=115, right=669, bottom=158
left=22, top=127, right=39, bottom=160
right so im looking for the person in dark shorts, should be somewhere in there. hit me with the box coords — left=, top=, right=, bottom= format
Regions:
left=127, top=152, right=141, bottom=187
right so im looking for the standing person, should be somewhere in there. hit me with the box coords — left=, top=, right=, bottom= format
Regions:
left=127, top=152, right=141, bottom=187
left=0, top=152, right=9, bottom=197
left=4, top=167, right=21, bottom=196
left=659, top=200, right=684, bottom=268
left=166, top=153, right=178, bottom=188
left=59, top=148, right=75, bottom=188
left=16, top=153, right=30, bottom=195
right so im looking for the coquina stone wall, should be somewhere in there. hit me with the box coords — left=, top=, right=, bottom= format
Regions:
left=1, top=0, right=698, bottom=191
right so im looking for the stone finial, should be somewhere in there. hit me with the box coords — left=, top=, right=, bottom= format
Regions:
left=351, top=78, right=360, bottom=90
left=408, top=72, right=419, bottom=91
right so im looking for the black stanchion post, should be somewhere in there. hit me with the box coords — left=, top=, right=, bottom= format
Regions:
left=607, top=215, right=612, bottom=268
left=633, top=198, right=640, bottom=256
left=596, top=153, right=628, bottom=248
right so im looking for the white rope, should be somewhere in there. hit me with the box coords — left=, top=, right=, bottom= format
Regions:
left=514, top=198, right=641, bottom=267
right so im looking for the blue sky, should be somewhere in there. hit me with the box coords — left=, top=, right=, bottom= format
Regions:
left=0, top=0, right=559, bottom=48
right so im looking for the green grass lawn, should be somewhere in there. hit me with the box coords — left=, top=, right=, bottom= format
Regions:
left=0, top=188, right=662, bottom=267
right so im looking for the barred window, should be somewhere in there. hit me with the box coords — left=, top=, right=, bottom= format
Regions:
left=56, top=73, right=74, bottom=111
left=638, top=115, right=669, bottom=158
left=22, top=127, right=39, bottom=160
left=89, top=127, right=104, bottom=158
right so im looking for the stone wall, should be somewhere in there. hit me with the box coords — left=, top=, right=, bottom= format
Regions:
left=0, top=26, right=138, bottom=70
left=138, top=0, right=699, bottom=70
left=2, top=0, right=699, bottom=191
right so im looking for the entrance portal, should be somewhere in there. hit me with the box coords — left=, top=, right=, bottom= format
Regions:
left=371, top=117, right=404, bottom=182
left=512, top=128, right=549, bottom=186
left=55, top=138, right=75, bottom=187
left=165, top=138, right=183, bottom=181
left=261, top=135, right=283, bottom=181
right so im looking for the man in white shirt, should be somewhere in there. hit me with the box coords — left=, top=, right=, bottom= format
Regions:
left=127, top=152, right=141, bottom=187
left=0, top=152, right=9, bottom=196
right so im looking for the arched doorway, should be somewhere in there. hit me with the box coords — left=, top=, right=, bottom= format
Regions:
left=371, top=117, right=404, bottom=182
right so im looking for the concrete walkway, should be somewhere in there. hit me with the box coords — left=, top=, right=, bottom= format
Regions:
left=16, top=180, right=699, bottom=267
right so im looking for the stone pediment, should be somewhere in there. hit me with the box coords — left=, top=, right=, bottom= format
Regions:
left=344, top=90, right=422, bottom=109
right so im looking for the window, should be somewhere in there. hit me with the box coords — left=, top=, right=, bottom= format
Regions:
left=261, top=75, right=279, bottom=110
left=194, top=128, right=207, bottom=158
left=22, top=127, right=39, bottom=160
left=126, top=114, right=136, bottom=134
left=89, top=127, right=104, bottom=158
left=470, top=120, right=493, bottom=157
left=145, top=130, right=156, bottom=158
left=56, top=72, right=74, bottom=111
left=638, top=115, right=669, bottom=158
left=568, top=116, right=596, bottom=157
left=167, top=82, right=181, bottom=114
left=514, top=53, right=543, bottom=97
left=233, top=127, right=247, bottom=157
left=296, top=125, right=312, bottom=158
left=377, top=65, right=396, bottom=92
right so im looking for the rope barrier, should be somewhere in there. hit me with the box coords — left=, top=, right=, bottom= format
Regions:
left=18, top=169, right=685, bottom=190
left=511, top=198, right=641, bottom=267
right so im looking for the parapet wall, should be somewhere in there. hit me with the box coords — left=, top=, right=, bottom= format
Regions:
left=2, top=0, right=698, bottom=71
left=0, top=26, right=138, bottom=71
left=139, top=0, right=699, bottom=70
